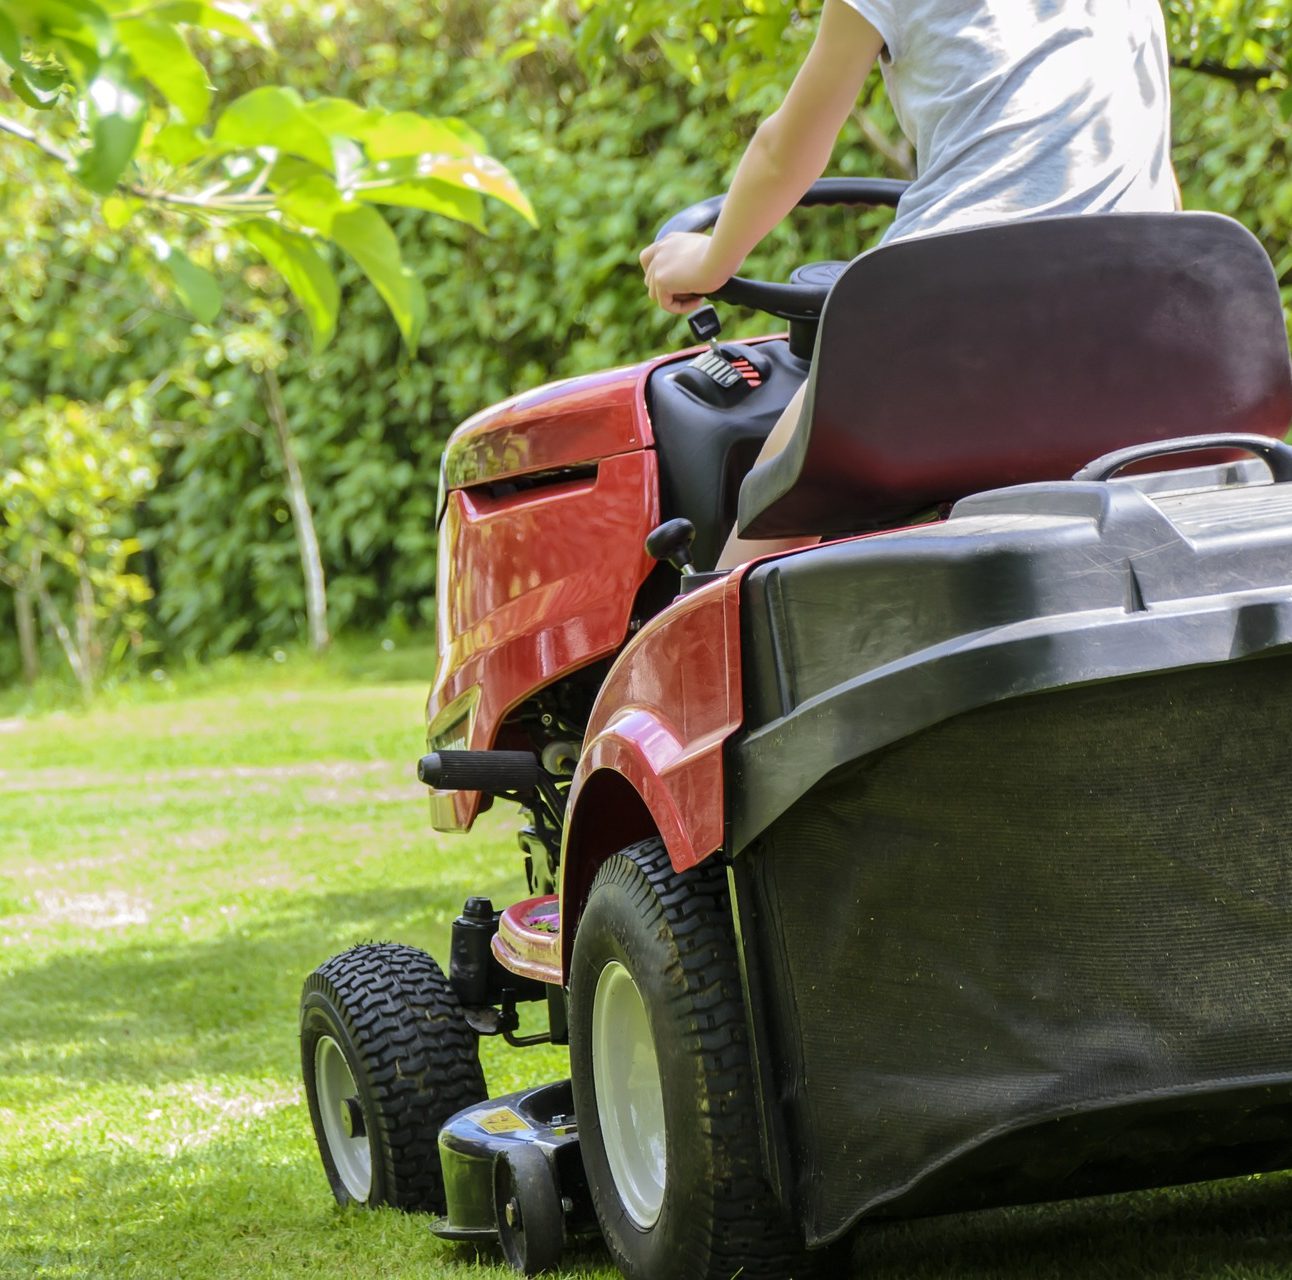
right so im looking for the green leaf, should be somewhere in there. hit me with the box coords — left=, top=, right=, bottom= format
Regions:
left=140, top=1, right=269, bottom=48
left=152, top=120, right=206, bottom=165
left=354, top=112, right=474, bottom=162
left=439, top=117, right=489, bottom=154
left=149, top=234, right=221, bottom=323
left=0, top=10, right=21, bottom=68
left=353, top=161, right=484, bottom=229
left=213, top=86, right=334, bottom=172
left=264, top=153, right=319, bottom=192
left=116, top=17, right=210, bottom=123
left=302, top=96, right=382, bottom=139
left=101, top=192, right=136, bottom=228
left=49, top=34, right=101, bottom=86
left=241, top=218, right=340, bottom=350
left=501, top=38, right=537, bottom=64
left=328, top=203, right=425, bottom=349
left=274, top=173, right=347, bottom=236
left=384, top=152, right=536, bottom=226
left=74, top=57, right=146, bottom=193
left=27, top=0, right=112, bottom=53
left=10, top=62, right=66, bottom=109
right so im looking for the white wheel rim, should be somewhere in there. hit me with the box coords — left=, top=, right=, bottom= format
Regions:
left=592, top=960, right=667, bottom=1228
left=314, top=1035, right=372, bottom=1201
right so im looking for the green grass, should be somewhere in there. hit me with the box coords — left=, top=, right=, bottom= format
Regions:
left=1, top=647, right=1290, bottom=1279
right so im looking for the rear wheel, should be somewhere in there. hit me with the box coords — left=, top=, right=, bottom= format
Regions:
left=300, top=942, right=487, bottom=1212
left=569, top=838, right=820, bottom=1280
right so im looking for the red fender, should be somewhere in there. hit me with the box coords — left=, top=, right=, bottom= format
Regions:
left=559, top=570, right=746, bottom=974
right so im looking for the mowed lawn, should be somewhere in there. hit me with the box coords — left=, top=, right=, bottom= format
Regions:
left=1, top=649, right=1290, bottom=1280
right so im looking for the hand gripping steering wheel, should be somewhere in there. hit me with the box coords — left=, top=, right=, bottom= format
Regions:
left=654, top=177, right=909, bottom=322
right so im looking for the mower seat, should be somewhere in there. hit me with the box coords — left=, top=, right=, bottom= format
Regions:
left=738, top=212, right=1292, bottom=539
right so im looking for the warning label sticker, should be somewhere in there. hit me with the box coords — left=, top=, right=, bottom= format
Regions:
left=470, top=1107, right=531, bottom=1135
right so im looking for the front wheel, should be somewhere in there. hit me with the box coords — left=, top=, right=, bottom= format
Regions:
left=569, top=838, right=820, bottom=1280
left=300, top=942, right=487, bottom=1212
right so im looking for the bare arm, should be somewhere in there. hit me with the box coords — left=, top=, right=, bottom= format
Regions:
left=641, top=0, right=885, bottom=313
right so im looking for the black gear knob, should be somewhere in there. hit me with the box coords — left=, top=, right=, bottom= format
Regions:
left=645, top=518, right=697, bottom=575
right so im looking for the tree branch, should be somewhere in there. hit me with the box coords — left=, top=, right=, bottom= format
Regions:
left=0, top=112, right=69, bottom=166
left=850, top=107, right=914, bottom=180
left=0, top=111, right=273, bottom=214
left=32, top=572, right=89, bottom=694
left=1170, top=57, right=1279, bottom=86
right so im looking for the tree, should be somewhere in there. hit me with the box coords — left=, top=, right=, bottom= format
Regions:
left=0, top=0, right=535, bottom=675
left=531, top=1, right=1289, bottom=103
left=0, top=390, right=158, bottom=696
left=0, top=0, right=533, bottom=347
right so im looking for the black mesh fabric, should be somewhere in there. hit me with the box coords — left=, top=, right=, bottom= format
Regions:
left=744, top=657, right=1292, bottom=1240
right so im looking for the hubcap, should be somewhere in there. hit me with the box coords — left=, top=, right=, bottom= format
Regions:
left=314, top=1036, right=372, bottom=1201
left=340, top=1095, right=365, bottom=1138
left=592, top=960, right=666, bottom=1227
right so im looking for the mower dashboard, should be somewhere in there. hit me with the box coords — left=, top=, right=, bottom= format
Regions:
left=670, top=344, right=768, bottom=405
left=647, top=337, right=810, bottom=572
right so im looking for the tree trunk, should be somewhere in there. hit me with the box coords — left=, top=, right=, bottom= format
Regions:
left=33, top=575, right=91, bottom=698
left=15, top=570, right=38, bottom=685
left=263, top=366, right=330, bottom=653
left=71, top=536, right=100, bottom=687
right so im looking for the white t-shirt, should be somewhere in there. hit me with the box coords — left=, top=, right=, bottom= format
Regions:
left=841, top=0, right=1177, bottom=242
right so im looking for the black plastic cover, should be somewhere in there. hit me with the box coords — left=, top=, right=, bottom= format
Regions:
left=730, top=465, right=1292, bottom=1242
left=434, top=1081, right=593, bottom=1243
left=735, top=657, right=1292, bottom=1241
left=647, top=339, right=808, bottom=572
left=734, top=469, right=1292, bottom=850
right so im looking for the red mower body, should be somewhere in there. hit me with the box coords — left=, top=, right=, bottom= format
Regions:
left=428, top=358, right=666, bottom=832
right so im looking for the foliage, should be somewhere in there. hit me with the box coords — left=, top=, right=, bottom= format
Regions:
left=1163, top=0, right=1289, bottom=82
left=0, top=388, right=161, bottom=694
left=0, top=0, right=538, bottom=688
left=0, top=0, right=533, bottom=347
left=530, top=0, right=1290, bottom=101
left=1, top=0, right=1290, bottom=690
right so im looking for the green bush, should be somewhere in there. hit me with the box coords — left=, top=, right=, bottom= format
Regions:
left=1, top=0, right=1288, bottom=678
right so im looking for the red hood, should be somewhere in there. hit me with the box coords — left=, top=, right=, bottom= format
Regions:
left=441, top=358, right=664, bottom=494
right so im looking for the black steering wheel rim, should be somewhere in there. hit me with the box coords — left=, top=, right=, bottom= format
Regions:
left=654, top=176, right=909, bottom=321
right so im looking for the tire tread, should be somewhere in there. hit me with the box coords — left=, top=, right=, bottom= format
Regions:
left=301, top=941, right=487, bottom=1213
left=579, top=839, right=829, bottom=1280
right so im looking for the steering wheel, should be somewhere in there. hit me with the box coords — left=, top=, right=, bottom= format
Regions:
left=654, top=177, right=909, bottom=322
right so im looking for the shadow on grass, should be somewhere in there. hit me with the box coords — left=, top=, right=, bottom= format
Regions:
left=0, top=1132, right=615, bottom=1280
left=2, top=872, right=526, bottom=1087
left=5, top=1130, right=1289, bottom=1280
left=8, top=872, right=1292, bottom=1278
left=850, top=1171, right=1292, bottom=1278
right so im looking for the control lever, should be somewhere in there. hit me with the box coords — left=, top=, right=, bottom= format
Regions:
left=687, top=305, right=722, bottom=351
left=645, top=519, right=697, bottom=576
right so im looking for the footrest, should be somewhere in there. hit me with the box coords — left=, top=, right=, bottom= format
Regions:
left=417, top=749, right=541, bottom=794
left=492, top=895, right=561, bottom=985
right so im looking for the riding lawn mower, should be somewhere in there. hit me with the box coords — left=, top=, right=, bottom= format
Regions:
left=297, top=180, right=1292, bottom=1280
